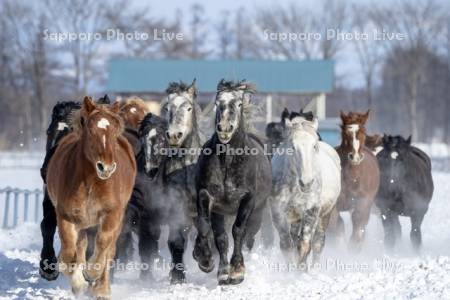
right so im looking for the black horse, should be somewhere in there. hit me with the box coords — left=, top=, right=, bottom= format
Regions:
left=114, top=112, right=169, bottom=280
left=135, top=80, right=204, bottom=284
left=266, top=108, right=318, bottom=155
left=194, top=80, right=272, bottom=285
left=39, top=96, right=110, bottom=281
left=375, top=135, right=433, bottom=250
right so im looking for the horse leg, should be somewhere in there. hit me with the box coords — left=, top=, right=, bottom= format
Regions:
left=229, top=192, right=255, bottom=284
left=328, top=207, right=345, bottom=246
left=259, top=204, right=274, bottom=248
left=410, top=212, right=424, bottom=251
left=312, top=211, right=332, bottom=264
left=210, top=212, right=230, bottom=285
left=380, top=209, right=399, bottom=249
left=39, top=189, right=59, bottom=280
left=138, top=215, right=161, bottom=281
left=90, top=231, right=119, bottom=300
left=193, top=189, right=214, bottom=273
left=297, top=207, right=319, bottom=267
left=83, top=211, right=123, bottom=286
left=168, top=224, right=188, bottom=284
left=244, top=207, right=264, bottom=251
left=350, top=203, right=371, bottom=251
left=270, top=198, right=293, bottom=260
left=57, top=216, right=87, bottom=296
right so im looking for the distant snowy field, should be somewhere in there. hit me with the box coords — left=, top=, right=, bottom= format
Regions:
left=0, top=149, right=450, bottom=299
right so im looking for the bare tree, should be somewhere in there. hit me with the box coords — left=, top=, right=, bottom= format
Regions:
left=216, top=11, right=233, bottom=59
left=189, top=3, right=210, bottom=59
left=351, top=4, right=384, bottom=108
left=370, top=0, right=447, bottom=141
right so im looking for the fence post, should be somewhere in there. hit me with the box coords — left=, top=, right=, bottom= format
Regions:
left=13, top=190, right=19, bottom=227
left=35, top=192, right=40, bottom=222
left=24, top=192, right=29, bottom=222
left=3, top=190, right=11, bottom=228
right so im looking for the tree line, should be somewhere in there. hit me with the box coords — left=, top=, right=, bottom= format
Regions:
left=0, top=0, right=449, bottom=149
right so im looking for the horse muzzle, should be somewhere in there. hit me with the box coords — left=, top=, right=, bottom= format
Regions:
left=96, top=161, right=117, bottom=180
left=348, top=152, right=365, bottom=165
left=165, top=130, right=185, bottom=147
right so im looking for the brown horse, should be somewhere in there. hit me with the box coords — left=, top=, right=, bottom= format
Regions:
left=46, top=97, right=136, bottom=299
left=330, top=110, right=380, bottom=250
left=119, top=97, right=149, bottom=130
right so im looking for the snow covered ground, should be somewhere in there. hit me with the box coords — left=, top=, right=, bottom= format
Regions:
left=0, top=169, right=450, bottom=299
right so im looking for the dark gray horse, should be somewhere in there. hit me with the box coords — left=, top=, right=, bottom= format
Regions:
left=194, top=80, right=272, bottom=285
left=375, top=135, right=433, bottom=250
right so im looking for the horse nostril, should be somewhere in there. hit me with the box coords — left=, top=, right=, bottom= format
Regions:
left=217, top=124, right=223, bottom=132
left=177, top=132, right=183, bottom=139
left=349, top=153, right=354, bottom=160
left=96, top=162, right=105, bottom=172
left=229, top=124, right=234, bottom=131
left=165, top=131, right=171, bottom=139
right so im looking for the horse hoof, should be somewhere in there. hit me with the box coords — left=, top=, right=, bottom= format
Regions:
left=229, top=265, right=245, bottom=285
left=217, top=265, right=230, bottom=285
left=198, top=260, right=215, bottom=273
left=82, top=269, right=97, bottom=285
left=39, top=266, right=59, bottom=281
left=228, top=274, right=244, bottom=285
left=169, top=270, right=186, bottom=285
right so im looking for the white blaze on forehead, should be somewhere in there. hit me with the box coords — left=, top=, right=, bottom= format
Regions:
left=148, top=128, right=157, bottom=138
left=130, top=107, right=137, bottom=114
left=218, top=92, right=234, bottom=104
left=346, top=124, right=360, bottom=154
left=171, top=95, right=188, bottom=107
left=390, top=151, right=399, bottom=159
left=97, top=118, right=110, bottom=129
left=57, top=122, right=68, bottom=131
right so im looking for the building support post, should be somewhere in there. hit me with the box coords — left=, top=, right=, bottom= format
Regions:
left=266, top=94, right=273, bottom=123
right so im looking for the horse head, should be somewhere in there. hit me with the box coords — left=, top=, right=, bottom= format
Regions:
left=340, top=110, right=370, bottom=165
left=162, top=79, right=198, bottom=147
left=285, top=110, right=320, bottom=193
left=139, top=112, right=168, bottom=178
left=78, top=96, right=124, bottom=180
left=214, top=79, right=256, bottom=144
left=47, top=101, right=81, bottom=151
left=119, top=97, right=149, bottom=130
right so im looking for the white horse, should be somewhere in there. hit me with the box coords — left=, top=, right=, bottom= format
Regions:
left=271, top=111, right=341, bottom=265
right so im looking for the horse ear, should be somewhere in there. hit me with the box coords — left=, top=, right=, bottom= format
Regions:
left=406, top=135, right=412, bottom=144
left=361, top=109, right=370, bottom=123
left=340, top=110, right=347, bottom=121
left=217, top=79, right=225, bottom=91
left=188, top=78, right=197, bottom=99
left=110, top=101, right=121, bottom=114
left=82, top=96, right=95, bottom=114
left=281, top=108, right=290, bottom=121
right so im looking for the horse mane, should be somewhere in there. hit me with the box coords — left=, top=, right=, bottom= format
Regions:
left=165, top=81, right=197, bottom=98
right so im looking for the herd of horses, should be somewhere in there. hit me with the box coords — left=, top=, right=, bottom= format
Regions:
left=37, top=79, right=434, bottom=299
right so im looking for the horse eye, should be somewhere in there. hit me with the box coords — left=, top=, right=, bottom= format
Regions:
left=238, top=102, right=242, bottom=108
left=187, top=107, right=192, bottom=112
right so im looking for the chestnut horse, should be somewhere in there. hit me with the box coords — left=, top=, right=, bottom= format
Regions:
left=330, top=110, right=380, bottom=250
left=119, top=97, right=149, bottom=130
left=46, top=97, right=136, bottom=298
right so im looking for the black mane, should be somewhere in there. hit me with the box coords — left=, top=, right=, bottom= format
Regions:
left=216, top=79, right=256, bottom=94
left=165, top=81, right=197, bottom=98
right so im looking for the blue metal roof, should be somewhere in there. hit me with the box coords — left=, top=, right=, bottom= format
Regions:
left=107, top=59, right=334, bottom=94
